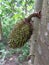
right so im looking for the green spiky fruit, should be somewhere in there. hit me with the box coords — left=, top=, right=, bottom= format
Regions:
left=8, top=11, right=41, bottom=48
left=8, top=20, right=33, bottom=48
left=8, top=17, right=32, bottom=48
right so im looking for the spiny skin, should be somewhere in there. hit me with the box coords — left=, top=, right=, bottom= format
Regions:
left=8, top=21, right=33, bottom=48
left=8, top=11, right=41, bottom=48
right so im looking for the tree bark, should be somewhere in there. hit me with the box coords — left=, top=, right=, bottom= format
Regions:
left=29, top=0, right=43, bottom=65
left=35, top=0, right=49, bottom=65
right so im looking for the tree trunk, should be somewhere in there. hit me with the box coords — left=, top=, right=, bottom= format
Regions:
left=29, top=0, right=43, bottom=65
left=34, top=0, right=49, bottom=65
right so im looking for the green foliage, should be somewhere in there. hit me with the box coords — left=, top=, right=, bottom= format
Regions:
left=0, top=0, right=34, bottom=62
left=0, top=42, right=6, bottom=50
left=0, top=0, right=34, bottom=39
left=18, top=43, right=30, bottom=62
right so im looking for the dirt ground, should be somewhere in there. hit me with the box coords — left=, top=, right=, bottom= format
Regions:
left=1, top=53, right=29, bottom=65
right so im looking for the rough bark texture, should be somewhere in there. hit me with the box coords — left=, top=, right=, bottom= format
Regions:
left=35, top=0, right=49, bottom=65
left=29, top=0, right=43, bottom=65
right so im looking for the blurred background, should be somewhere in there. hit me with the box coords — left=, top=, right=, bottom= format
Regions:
left=0, top=0, right=34, bottom=65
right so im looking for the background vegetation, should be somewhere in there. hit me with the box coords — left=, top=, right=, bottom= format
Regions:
left=0, top=0, right=34, bottom=64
